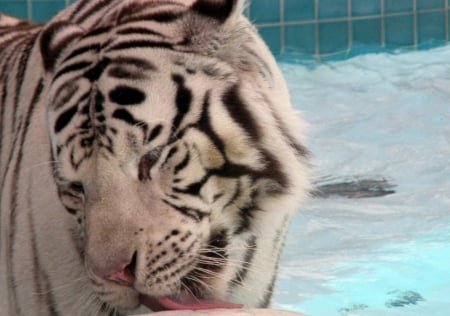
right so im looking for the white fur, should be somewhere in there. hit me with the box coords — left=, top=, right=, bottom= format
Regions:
left=0, top=1, right=311, bottom=315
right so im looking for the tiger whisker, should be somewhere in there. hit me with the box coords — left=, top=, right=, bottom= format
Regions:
left=19, top=160, right=60, bottom=174
left=182, top=273, right=216, bottom=295
left=187, top=266, right=267, bottom=294
left=193, top=252, right=273, bottom=278
left=36, top=275, right=90, bottom=296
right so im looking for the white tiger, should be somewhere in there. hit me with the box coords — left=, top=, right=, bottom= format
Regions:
left=0, top=0, right=311, bottom=315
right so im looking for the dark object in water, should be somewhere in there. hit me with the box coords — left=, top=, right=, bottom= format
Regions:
left=313, top=177, right=396, bottom=199
left=385, top=290, right=424, bottom=308
left=338, top=303, right=369, bottom=315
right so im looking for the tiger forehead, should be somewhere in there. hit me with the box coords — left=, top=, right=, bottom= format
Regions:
left=49, top=51, right=236, bottom=172
left=98, top=53, right=234, bottom=81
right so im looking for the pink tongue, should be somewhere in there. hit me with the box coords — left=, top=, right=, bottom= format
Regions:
left=140, top=294, right=243, bottom=311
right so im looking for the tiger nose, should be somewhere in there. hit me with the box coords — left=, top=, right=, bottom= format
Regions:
left=105, top=263, right=135, bottom=286
left=100, top=252, right=137, bottom=287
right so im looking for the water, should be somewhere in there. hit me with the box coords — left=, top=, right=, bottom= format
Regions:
left=273, top=45, right=450, bottom=316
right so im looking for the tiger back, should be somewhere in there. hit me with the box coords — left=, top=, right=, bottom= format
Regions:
left=0, top=1, right=311, bottom=315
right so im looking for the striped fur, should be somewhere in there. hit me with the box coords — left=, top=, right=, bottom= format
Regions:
left=0, top=1, right=311, bottom=315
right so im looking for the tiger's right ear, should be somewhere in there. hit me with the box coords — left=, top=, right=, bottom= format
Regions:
left=191, top=0, right=241, bottom=23
left=40, top=21, right=84, bottom=73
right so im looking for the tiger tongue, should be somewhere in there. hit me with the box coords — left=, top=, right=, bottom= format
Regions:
left=139, top=294, right=243, bottom=312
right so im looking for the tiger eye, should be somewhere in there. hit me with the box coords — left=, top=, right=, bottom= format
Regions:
left=69, top=181, right=85, bottom=195
left=138, top=147, right=162, bottom=181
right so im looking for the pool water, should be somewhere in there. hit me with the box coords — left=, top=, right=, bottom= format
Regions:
left=273, top=45, right=450, bottom=316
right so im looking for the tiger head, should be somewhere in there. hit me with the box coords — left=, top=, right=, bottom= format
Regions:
left=39, top=0, right=310, bottom=313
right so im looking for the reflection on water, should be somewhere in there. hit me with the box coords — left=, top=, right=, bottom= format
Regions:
left=273, top=45, right=450, bottom=316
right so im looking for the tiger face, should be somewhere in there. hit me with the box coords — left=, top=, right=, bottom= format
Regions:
left=40, top=0, right=310, bottom=313
left=50, top=50, right=261, bottom=309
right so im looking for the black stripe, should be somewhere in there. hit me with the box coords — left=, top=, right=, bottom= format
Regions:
left=80, top=25, right=111, bottom=38
left=53, top=61, right=92, bottom=82
left=1, top=120, right=22, bottom=201
left=210, top=162, right=257, bottom=180
left=122, top=11, right=183, bottom=23
left=173, top=173, right=209, bottom=196
left=40, top=21, right=83, bottom=72
left=147, top=124, right=163, bottom=143
left=0, top=26, right=33, bottom=37
left=54, top=105, right=78, bottom=133
left=196, top=92, right=285, bottom=190
left=93, top=89, right=105, bottom=113
left=108, top=56, right=158, bottom=80
left=107, top=66, right=146, bottom=80
left=65, top=206, right=78, bottom=215
left=186, top=137, right=287, bottom=197
left=222, top=84, right=261, bottom=141
left=0, top=37, right=30, bottom=85
left=171, top=74, right=192, bottom=133
left=291, top=141, right=309, bottom=158
left=197, top=91, right=225, bottom=153
left=6, top=51, right=24, bottom=133
left=259, top=149, right=289, bottom=193
left=107, top=66, right=131, bottom=80
left=78, top=116, right=92, bottom=130
left=112, top=56, right=156, bottom=70
left=84, top=58, right=110, bottom=82
left=12, top=37, right=35, bottom=131
left=223, top=179, right=240, bottom=208
left=52, top=82, right=82, bottom=110
left=90, top=2, right=127, bottom=29
left=113, top=109, right=145, bottom=127
left=116, top=27, right=166, bottom=37
left=259, top=273, right=277, bottom=308
left=0, top=33, right=29, bottom=56
left=63, top=43, right=101, bottom=63
left=116, top=2, right=186, bottom=23
left=260, top=218, right=288, bottom=308
left=161, top=146, right=178, bottom=167
left=233, top=202, right=256, bottom=235
left=63, top=134, right=77, bottom=149
left=162, top=199, right=206, bottom=222
left=112, top=109, right=149, bottom=139
left=69, top=143, right=94, bottom=170
left=0, top=21, right=38, bottom=33
left=108, top=85, right=146, bottom=106
left=0, top=65, right=9, bottom=164
left=106, top=40, right=173, bottom=52
left=174, top=150, right=190, bottom=175
left=73, top=0, right=114, bottom=23
left=221, top=85, right=289, bottom=192
left=230, top=235, right=256, bottom=285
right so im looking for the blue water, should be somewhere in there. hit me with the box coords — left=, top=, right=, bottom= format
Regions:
left=273, top=45, right=450, bottom=316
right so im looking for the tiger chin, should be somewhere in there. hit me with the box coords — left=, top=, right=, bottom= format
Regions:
left=0, top=0, right=311, bottom=315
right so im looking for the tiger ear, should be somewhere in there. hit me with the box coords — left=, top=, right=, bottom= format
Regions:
left=40, top=21, right=84, bottom=73
left=191, top=0, right=241, bottom=23
left=183, top=0, right=247, bottom=64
